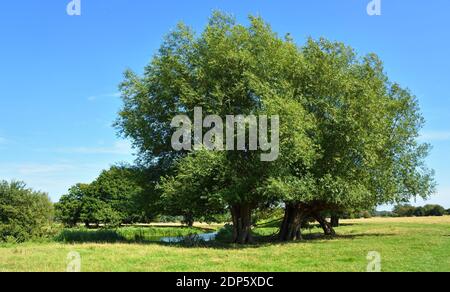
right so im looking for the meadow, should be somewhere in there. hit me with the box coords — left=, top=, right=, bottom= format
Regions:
left=0, top=217, right=449, bottom=272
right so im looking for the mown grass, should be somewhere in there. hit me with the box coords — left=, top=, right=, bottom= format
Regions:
left=1, top=217, right=449, bottom=272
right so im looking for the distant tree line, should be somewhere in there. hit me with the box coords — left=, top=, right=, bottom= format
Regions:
left=392, top=204, right=449, bottom=217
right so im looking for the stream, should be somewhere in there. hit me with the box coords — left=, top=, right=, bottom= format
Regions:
left=160, top=232, right=218, bottom=243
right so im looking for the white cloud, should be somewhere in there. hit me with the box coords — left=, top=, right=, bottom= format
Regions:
left=420, top=131, right=450, bottom=142
left=0, top=162, right=117, bottom=201
left=87, top=92, right=121, bottom=102
left=378, top=186, right=450, bottom=211
left=15, top=163, right=74, bottom=175
left=56, top=141, right=133, bottom=155
left=409, top=186, right=450, bottom=208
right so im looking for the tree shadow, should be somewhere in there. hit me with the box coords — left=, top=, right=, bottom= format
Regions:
left=172, top=232, right=398, bottom=250
left=53, top=226, right=396, bottom=250
left=256, top=221, right=356, bottom=229
left=301, top=232, right=397, bottom=241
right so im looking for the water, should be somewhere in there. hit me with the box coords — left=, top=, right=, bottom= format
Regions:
left=160, top=232, right=218, bottom=243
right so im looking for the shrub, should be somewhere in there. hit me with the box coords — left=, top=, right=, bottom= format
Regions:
left=360, top=210, right=372, bottom=219
left=413, top=207, right=426, bottom=217
left=54, top=185, right=84, bottom=227
left=393, top=205, right=416, bottom=217
left=423, top=205, right=446, bottom=217
left=0, top=181, right=54, bottom=242
left=215, top=224, right=234, bottom=242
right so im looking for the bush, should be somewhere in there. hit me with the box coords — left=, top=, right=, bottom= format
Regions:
left=215, top=224, right=234, bottom=242
left=423, top=205, right=446, bottom=217
left=0, top=181, right=54, bottom=242
left=393, top=205, right=417, bottom=217
left=360, top=210, right=372, bottom=219
left=91, top=204, right=123, bottom=228
left=54, top=185, right=84, bottom=227
left=413, top=207, right=426, bottom=217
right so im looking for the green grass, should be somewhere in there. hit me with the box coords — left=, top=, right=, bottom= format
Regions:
left=1, top=217, right=449, bottom=272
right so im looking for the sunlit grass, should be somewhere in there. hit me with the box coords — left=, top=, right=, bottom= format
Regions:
left=0, top=217, right=449, bottom=272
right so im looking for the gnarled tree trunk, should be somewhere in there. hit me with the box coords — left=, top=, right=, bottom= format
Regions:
left=279, top=203, right=305, bottom=241
left=313, top=213, right=336, bottom=236
left=230, top=204, right=253, bottom=244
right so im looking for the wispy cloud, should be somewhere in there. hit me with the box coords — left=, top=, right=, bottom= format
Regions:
left=0, top=162, right=119, bottom=201
left=420, top=131, right=450, bottom=142
left=56, top=141, right=133, bottom=155
left=87, top=92, right=121, bottom=102
left=14, top=163, right=74, bottom=175
left=0, top=137, right=8, bottom=144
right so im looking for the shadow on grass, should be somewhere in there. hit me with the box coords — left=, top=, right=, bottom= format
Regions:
left=256, top=220, right=356, bottom=229
left=165, top=231, right=399, bottom=251
left=53, top=226, right=396, bottom=250
left=301, top=232, right=397, bottom=241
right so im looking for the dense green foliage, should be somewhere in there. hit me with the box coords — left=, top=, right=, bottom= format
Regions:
left=0, top=181, right=53, bottom=243
left=114, top=12, right=435, bottom=243
left=55, top=165, right=152, bottom=227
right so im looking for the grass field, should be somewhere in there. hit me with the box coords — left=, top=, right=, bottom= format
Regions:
left=1, top=217, right=449, bottom=272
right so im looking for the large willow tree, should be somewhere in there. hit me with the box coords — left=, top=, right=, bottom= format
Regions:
left=265, top=38, right=435, bottom=241
left=115, top=12, right=435, bottom=243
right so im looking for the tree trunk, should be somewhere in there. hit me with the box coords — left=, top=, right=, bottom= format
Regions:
left=313, top=213, right=336, bottom=236
left=331, top=215, right=340, bottom=227
left=230, top=204, right=253, bottom=244
left=184, top=214, right=194, bottom=228
left=279, top=203, right=304, bottom=241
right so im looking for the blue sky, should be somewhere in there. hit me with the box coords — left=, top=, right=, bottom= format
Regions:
left=0, top=0, right=449, bottom=208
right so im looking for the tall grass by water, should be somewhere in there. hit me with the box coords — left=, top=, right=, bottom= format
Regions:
left=55, top=226, right=211, bottom=244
